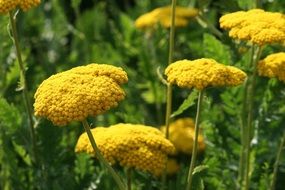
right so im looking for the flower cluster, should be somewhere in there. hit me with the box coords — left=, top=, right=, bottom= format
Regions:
left=75, top=123, right=175, bottom=176
left=219, top=9, right=285, bottom=45
left=135, top=6, right=198, bottom=29
left=258, top=52, right=285, bottom=82
left=0, top=0, right=41, bottom=14
left=34, top=64, right=128, bottom=126
left=165, top=58, right=247, bottom=90
left=161, top=118, right=205, bottom=155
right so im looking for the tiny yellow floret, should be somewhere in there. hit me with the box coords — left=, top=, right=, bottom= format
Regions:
left=161, top=118, right=205, bottom=155
left=19, top=0, right=41, bottom=11
left=258, top=52, right=285, bottom=82
left=219, top=9, right=285, bottom=45
left=165, top=58, right=247, bottom=90
left=135, top=6, right=198, bottom=29
left=34, top=64, right=128, bottom=126
left=75, top=123, right=175, bottom=176
left=0, top=0, right=40, bottom=14
left=0, top=0, right=19, bottom=14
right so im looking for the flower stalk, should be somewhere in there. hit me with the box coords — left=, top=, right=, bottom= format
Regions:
left=196, top=14, right=223, bottom=39
left=9, top=11, right=37, bottom=163
left=186, top=90, right=204, bottom=190
left=82, top=120, right=127, bottom=190
left=270, top=131, right=285, bottom=190
left=161, top=0, right=176, bottom=189
left=242, top=45, right=263, bottom=190
left=126, top=168, right=132, bottom=190
left=238, top=46, right=255, bottom=185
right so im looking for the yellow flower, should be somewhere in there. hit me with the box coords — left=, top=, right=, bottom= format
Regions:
left=258, top=52, right=285, bottom=82
left=34, top=64, right=128, bottom=126
left=75, top=123, right=175, bottom=176
left=0, top=0, right=19, bottom=14
left=135, top=6, right=198, bottom=29
left=161, top=118, right=205, bottom=155
left=0, top=0, right=40, bottom=14
left=165, top=58, right=247, bottom=90
left=219, top=9, right=285, bottom=45
left=19, top=0, right=41, bottom=11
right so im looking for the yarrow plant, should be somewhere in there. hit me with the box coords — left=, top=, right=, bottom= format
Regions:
left=219, top=9, right=285, bottom=46
left=75, top=123, right=175, bottom=176
left=220, top=9, right=285, bottom=190
left=258, top=52, right=285, bottom=82
left=34, top=64, right=128, bottom=126
left=34, top=63, right=129, bottom=190
left=135, top=5, right=198, bottom=29
left=165, top=58, right=246, bottom=90
left=1, top=1, right=285, bottom=190
left=0, top=0, right=41, bottom=14
left=160, top=118, right=205, bottom=155
left=165, top=58, right=246, bottom=190
left=3, top=0, right=42, bottom=165
left=257, top=52, right=285, bottom=190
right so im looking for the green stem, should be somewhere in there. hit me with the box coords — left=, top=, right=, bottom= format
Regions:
left=167, top=0, right=176, bottom=68
left=270, top=132, right=285, bottom=190
left=196, top=14, right=223, bottom=39
left=143, top=34, right=163, bottom=124
left=127, top=168, right=132, bottom=190
left=243, top=45, right=262, bottom=190
left=238, top=46, right=255, bottom=187
left=9, top=11, right=37, bottom=163
left=161, top=0, right=176, bottom=189
left=186, top=90, right=204, bottom=190
left=165, top=83, right=173, bottom=139
left=82, top=120, right=127, bottom=190
left=161, top=84, right=172, bottom=190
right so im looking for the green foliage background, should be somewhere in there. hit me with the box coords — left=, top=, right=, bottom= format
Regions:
left=0, top=0, right=284, bottom=189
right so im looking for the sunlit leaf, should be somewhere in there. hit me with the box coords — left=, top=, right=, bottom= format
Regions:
left=193, top=165, right=209, bottom=175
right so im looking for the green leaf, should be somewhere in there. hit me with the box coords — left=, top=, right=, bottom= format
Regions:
left=12, top=141, right=32, bottom=166
left=193, top=165, right=209, bottom=175
left=0, top=97, right=21, bottom=133
left=203, top=33, right=232, bottom=65
left=171, top=90, right=198, bottom=118
left=5, top=60, right=20, bottom=88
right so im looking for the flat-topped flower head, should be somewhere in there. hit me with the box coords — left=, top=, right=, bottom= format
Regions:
left=34, top=64, right=128, bottom=126
left=135, top=6, right=198, bottom=29
left=0, top=0, right=19, bottom=14
left=165, top=58, right=247, bottom=90
left=258, top=52, right=285, bottom=82
left=0, top=0, right=40, bottom=14
left=75, top=123, right=175, bottom=176
left=161, top=118, right=205, bottom=155
left=219, top=9, right=285, bottom=45
left=19, top=0, right=41, bottom=11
